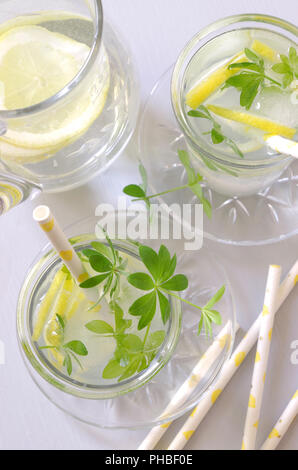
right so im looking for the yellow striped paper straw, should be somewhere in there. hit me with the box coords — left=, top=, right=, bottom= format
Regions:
left=265, top=136, right=298, bottom=159
left=139, top=321, right=237, bottom=450
left=33, top=205, right=96, bottom=301
left=167, top=261, right=298, bottom=450
left=261, top=390, right=298, bottom=451
left=242, top=265, right=282, bottom=450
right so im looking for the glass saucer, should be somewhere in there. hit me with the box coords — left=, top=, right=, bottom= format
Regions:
left=17, top=213, right=236, bottom=429
left=137, top=66, right=298, bottom=246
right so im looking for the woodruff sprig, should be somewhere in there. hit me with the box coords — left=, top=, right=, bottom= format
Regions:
left=79, top=231, right=225, bottom=339
left=271, top=47, right=298, bottom=88
left=224, top=47, right=282, bottom=109
left=188, top=105, right=243, bottom=158
left=85, top=301, right=166, bottom=382
left=80, top=228, right=128, bottom=308
left=40, top=314, right=88, bottom=376
left=127, top=243, right=224, bottom=338
left=123, top=150, right=212, bottom=218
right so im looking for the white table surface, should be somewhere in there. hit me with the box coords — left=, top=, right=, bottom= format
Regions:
left=0, top=0, right=297, bottom=450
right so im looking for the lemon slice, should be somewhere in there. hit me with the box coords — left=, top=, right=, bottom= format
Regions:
left=251, top=40, right=278, bottom=63
left=0, top=25, right=110, bottom=151
left=0, top=140, right=61, bottom=164
left=186, top=52, right=245, bottom=109
left=207, top=105, right=296, bottom=139
left=0, top=26, right=89, bottom=110
left=44, top=278, right=74, bottom=345
left=32, top=268, right=67, bottom=341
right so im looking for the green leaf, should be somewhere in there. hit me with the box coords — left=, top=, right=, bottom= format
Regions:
left=138, top=355, right=149, bottom=372
left=91, top=241, right=114, bottom=262
left=157, top=245, right=171, bottom=281
left=122, top=334, right=144, bottom=352
left=161, top=274, right=188, bottom=292
left=129, top=292, right=157, bottom=317
left=188, top=109, right=210, bottom=119
left=80, top=273, right=109, bottom=288
left=127, top=272, right=155, bottom=291
left=204, top=285, right=226, bottom=309
left=240, top=77, right=262, bottom=109
left=139, top=163, right=148, bottom=192
left=118, top=356, right=142, bottom=381
left=190, top=179, right=212, bottom=213
left=289, top=47, right=297, bottom=62
left=64, top=341, right=88, bottom=356
left=89, top=253, right=113, bottom=273
left=110, top=301, right=132, bottom=334
left=129, top=292, right=157, bottom=330
left=229, top=62, right=262, bottom=73
left=272, top=62, right=290, bottom=74
left=283, top=73, right=293, bottom=88
left=139, top=245, right=160, bottom=280
left=123, top=184, right=146, bottom=198
left=280, top=54, right=290, bottom=65
left=197, top=316, right=204, bottom=336
left=225, top=73, right=258, bottom=89
left=56, top=314, right=65, bottom=331
left=82, top=248, right=98, bottom=259
left=178, top=149, right=197, bottom=185
left=157, top=290, right=171, bottom=324
left=160, top=254, right=177, bottom=284
left=102, top=359, right=125, bottom=379
left=203, top=309, right=222, bottom=325
left=64, top=353, right=72, bottom=376
left=225, top=139, right=244, bottom=158
left=85, top=320, right=114, bottom=335
left=211, top=128, right=225, bottom=144
left=244, top=48, right=260, bottom=63
left=145, top=330, right=166, bottom=352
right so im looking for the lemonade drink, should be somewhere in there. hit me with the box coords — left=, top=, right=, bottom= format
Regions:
left=31, top=242, right=169, bottom=387
left=173, top=21, right=298, bottom=196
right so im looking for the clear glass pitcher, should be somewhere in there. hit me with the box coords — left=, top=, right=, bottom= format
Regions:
left=0, top=0, right=139, bottom=214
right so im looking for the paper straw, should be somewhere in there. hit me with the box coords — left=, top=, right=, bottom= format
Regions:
left=167, top=261, right=298, bottom=450
left=242, top=265, right=282, bottom=450
left=139, top=321, right=238, bottom=450
left=265, top=135, right=298, bottom=159
left=261, top=390, right=298, bottom=450
left=33, top=205, right=96, bottom=301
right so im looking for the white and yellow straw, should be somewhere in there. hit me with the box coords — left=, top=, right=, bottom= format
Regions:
left=139, top=321, right=237, bottom=450
left=33, top=205, right=95, bottom=301
left=265, top=135, right=298, bottom=159
left=166, top=260, right=298, bottom=450
left=242, top=265, right=282, bottom=450
left=261, top=390, right=298, bottom=450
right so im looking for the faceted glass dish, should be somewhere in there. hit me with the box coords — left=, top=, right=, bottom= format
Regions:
left=138, top=65, right=298, bottom=246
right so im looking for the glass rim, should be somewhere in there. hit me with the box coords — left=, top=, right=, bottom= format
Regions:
left=0, top=0, right=104, bottom=119
left=171, top=13, right=298, bottom=170
left=17, top=233, right=182, bottom=400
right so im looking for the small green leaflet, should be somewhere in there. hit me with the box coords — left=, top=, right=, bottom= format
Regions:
left=198, top=285, right=225, bottom=337
left=63, top=340, right=88, bottom=356
left=272, top=47, right=298, bottom=88
left=177, top=149, right=212, bottom=218
left=188, top=105, right=243, bottom=159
